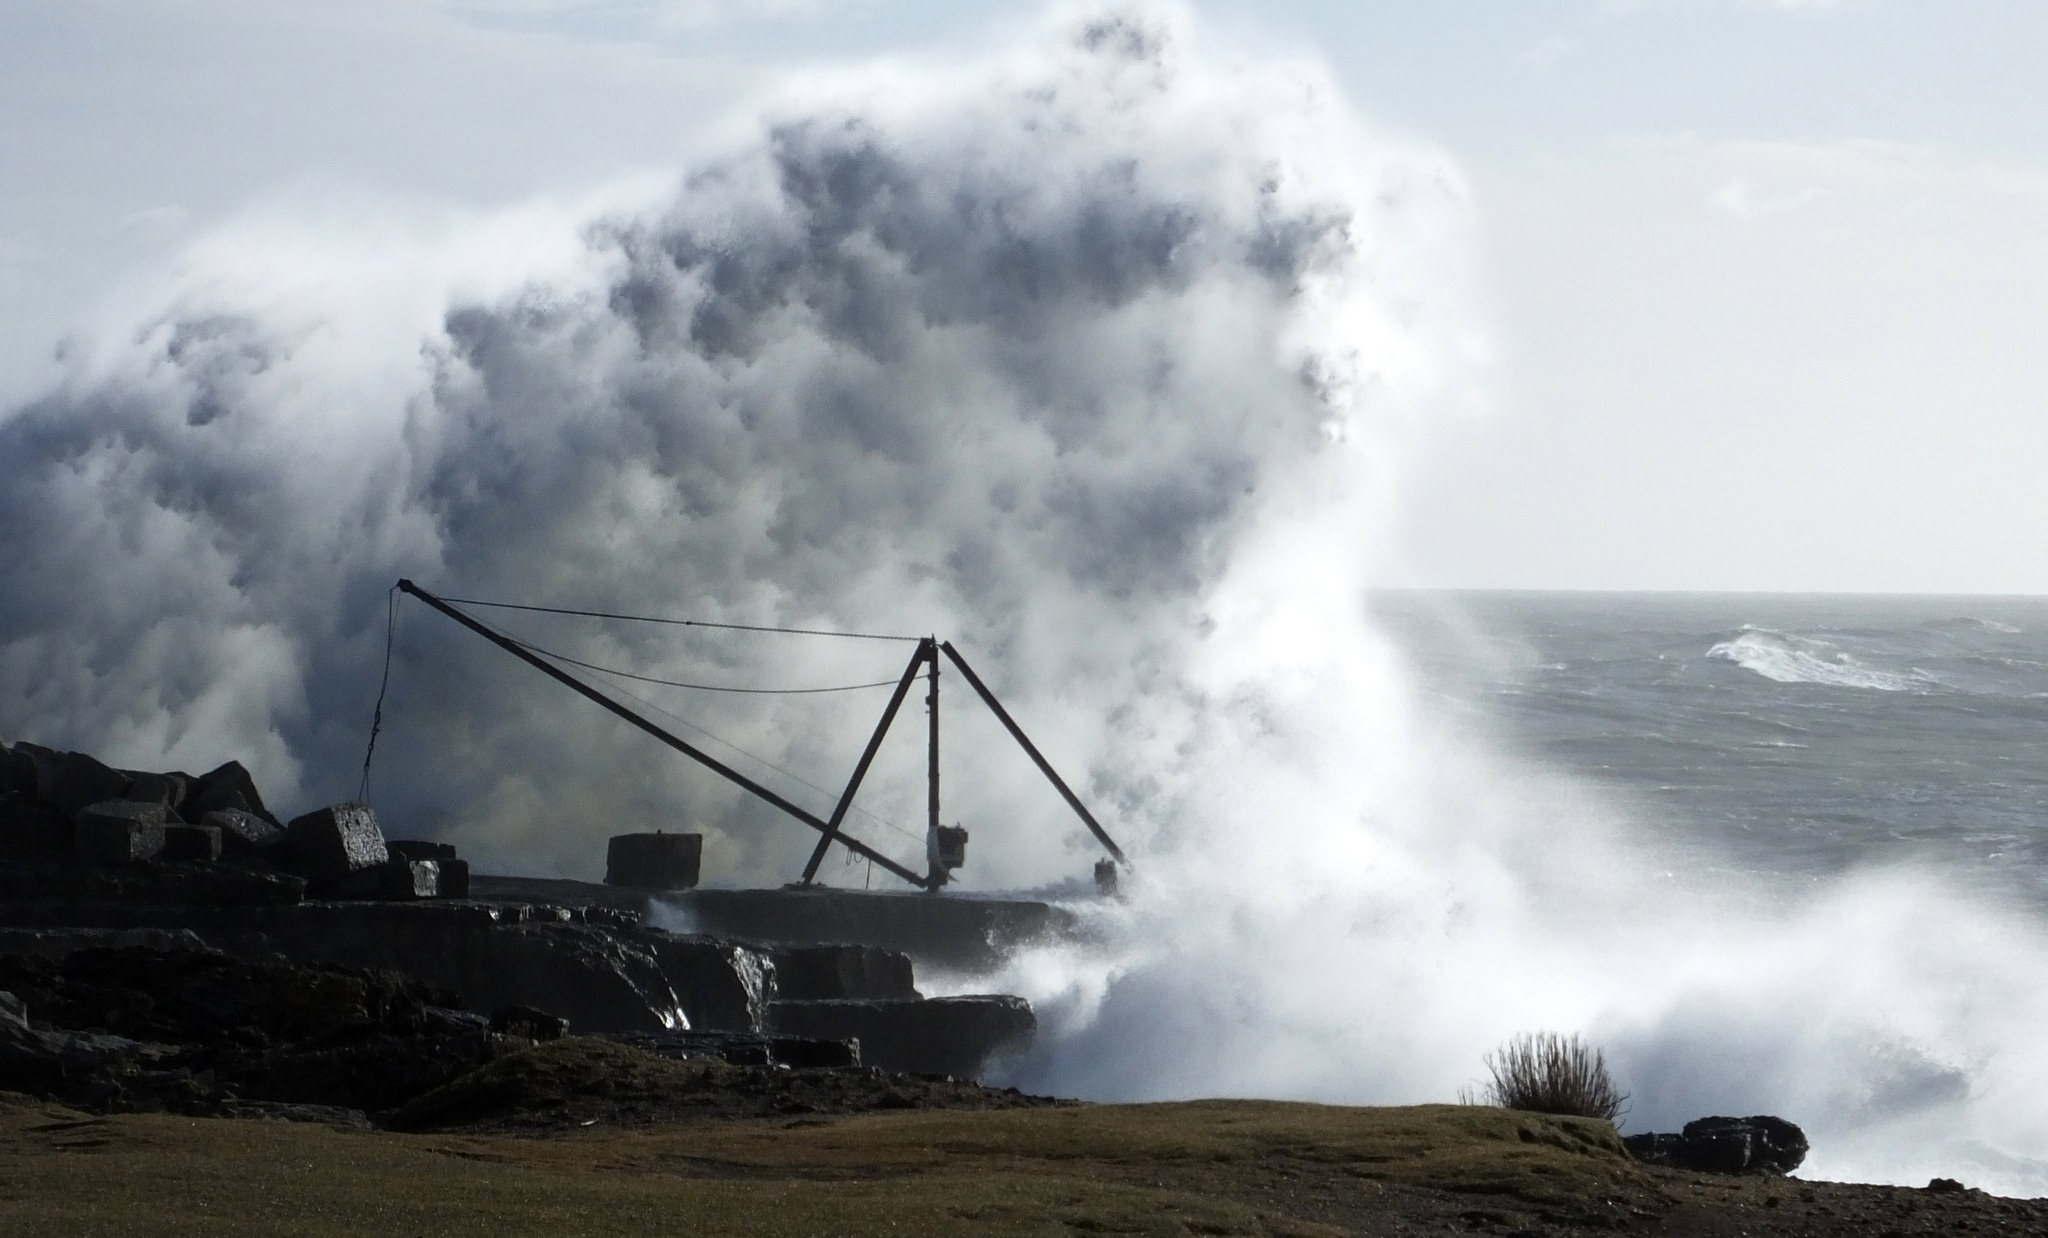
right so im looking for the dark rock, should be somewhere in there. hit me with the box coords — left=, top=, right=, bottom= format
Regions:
left=161, top=824, right=222, bottom=863
left=770, top=943, right=919, bottom=1001
left=766, top=995, right=1035, bottom=1078
left=120, top=772, right=186, bottom=815
left=186, top=760, right=280, bottom=827
left=641, top=934, right=772, bottom=1032
left=1, top=988, right=25, bottom=1030
left=490, top=1004, right=569, bottom=1040
left=608, top=1028, right=859, bottom=1069
left=605, top=832, right=701, bottom=890
left=205, top=809, right=286, bottom=858
left=0, top=860, right=305, bottom=907
left=0, top=798, right=74, bottom=859
left=1, top=745, right=38, bottom=796
left=282, top=803, right=388, bottom=881
left=74, top=801, right=169, bottom=864
left=1927, top=1177, right=1967, bottom=1192
left=218, top=1099, right=372, bottom=1127
left=321, top=859, right=438, bottom=901
left=1624, top=1115, right=1808, bottom=1175
left=436, top=858, right=470, bottom=899
left=34, top=750, right=131, bottom=817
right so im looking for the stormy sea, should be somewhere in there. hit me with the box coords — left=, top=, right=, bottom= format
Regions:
left=3, top=0, right=2043, bottom=1202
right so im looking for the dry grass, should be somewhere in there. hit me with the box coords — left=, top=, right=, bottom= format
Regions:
left=0, top=1091, right=1646, bottom=1237
left=1469, top=1032, right=1629, bottom=1123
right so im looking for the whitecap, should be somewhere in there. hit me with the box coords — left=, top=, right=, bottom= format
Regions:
left=1707, top=629, right=1933, bottom=692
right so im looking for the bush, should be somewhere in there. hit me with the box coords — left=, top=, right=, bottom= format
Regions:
left=1466, top=1031, right=1628, bottom=1123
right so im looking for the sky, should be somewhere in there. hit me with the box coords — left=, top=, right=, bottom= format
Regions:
left=3, top=0, right=2045, bottom=593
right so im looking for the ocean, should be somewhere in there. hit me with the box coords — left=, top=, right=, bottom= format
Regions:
left=1374, top=592, right=2048, bottom=914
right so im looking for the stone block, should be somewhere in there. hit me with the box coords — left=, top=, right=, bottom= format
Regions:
left=161, top=823, right=222, bottom=863
left=36, top=751, right=130, bottom=817
left=766, top=995, right=1034, bottom=1078
left=74, top=801, right=168, bottom=864
left=770, top=944, right=919, bottom=1001
left=187, top=760, right=280, bottom=827
left=323, top=859, right=437, bottom=901
left=120, top=772, right=185, bottom=815
left=435, top=858, right=470, bottom=899
left=283, top=803, right=387, bottom=881
left=605, top=832, right=701, bottom=890
left=204, top=809, right=286, bottom=858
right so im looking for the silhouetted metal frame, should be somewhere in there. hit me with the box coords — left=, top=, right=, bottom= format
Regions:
left=799, top=638, right=934, bottom=886
left=940, top=641, right=1128, bottom=865
left=397, top=579, right=932, bottom=889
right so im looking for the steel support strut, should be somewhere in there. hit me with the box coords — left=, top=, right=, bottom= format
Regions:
left=799, top=638, right=933, bottom=885
left=939, top=641, right=1128, bottom=865
left=396, top=579, right=931, bottom=889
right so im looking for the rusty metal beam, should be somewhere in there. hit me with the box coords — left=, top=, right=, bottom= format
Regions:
left=938, top=641, right=1127, bottom=865
left=397, top=579, right=930, bottom=889
left=799, top=638, right=933, bottom=886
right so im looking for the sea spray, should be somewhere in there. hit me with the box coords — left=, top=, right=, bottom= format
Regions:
left=2, top=0, right=2045, bottom=1197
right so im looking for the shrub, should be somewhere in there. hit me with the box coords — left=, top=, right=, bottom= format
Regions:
left=1466, top=1031, right=1628, bottom=1123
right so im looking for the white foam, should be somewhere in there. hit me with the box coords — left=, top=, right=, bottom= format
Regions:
left=1708, top=629, right=1932, bottom=692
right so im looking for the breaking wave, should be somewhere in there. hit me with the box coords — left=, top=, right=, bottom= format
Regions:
left=1708, top=629, right=1933, bottom=692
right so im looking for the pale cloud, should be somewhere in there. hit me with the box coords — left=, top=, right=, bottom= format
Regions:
left=1707, top=177, right=1824, bottom=220
left=1518, top=35, right=1583, bottom=72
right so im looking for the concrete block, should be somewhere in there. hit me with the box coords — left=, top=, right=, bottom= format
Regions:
left=770, top=944, right=919, bottom=1001
left=605, top=832, right=701, bottom=890
left=161, top=823, right=222, bottom=863
left=187, top=760, right=280, bottom=827
left=74, top=801, right=168, bottom=864
left=120, top=772, right=185, bottom=815
left=283, top=803, right=387, bottom=881
left=434, top=858, right=470, bottom=899
left=765, top=995, right=1034, bottom=1078
left=323, top=858, right=437, bottom=901
left=204, top=809, right=285, bottom=858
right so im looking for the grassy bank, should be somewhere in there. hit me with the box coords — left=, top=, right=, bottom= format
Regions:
left=0, top=1092, right=1643, bottom=1237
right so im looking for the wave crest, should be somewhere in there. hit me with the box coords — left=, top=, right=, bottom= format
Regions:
left=1707, top=629, right=1931, bottom=692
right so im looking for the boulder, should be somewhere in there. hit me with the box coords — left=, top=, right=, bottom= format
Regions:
left=283, top=803, right=388, bottom=881
left=160, top=824, right=222, bottom=863
left=1624, top=1115, right=1808, bottom=1175
left=74, top=801, right=168, bottom=864
left=641, top=934, right=772, bottom=1032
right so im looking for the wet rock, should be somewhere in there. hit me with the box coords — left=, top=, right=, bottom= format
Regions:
left=1624, top=1115, right=1808, bottom=1175
left=641, top=934, right=772, bottom=1032
left=161, top=824, right=222, bottom=863
left=0, top=860, right=306, bottom=906
left=608, top=1027, right=859, bottom=1069
left=766, top=995, right=1035, bottom=1078
left=74, top=801, right=168, bottom=864
left=490, top=1004, right=569, bottom=1040
left=1, top=988, right=25, bottom=1030
left=282, top=804, right=388, bottom=882
left=770, top=943, right=919, bottom=1001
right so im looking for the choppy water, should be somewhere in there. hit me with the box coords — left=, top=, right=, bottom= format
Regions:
left=1374, top=592, right=2048, bottom=912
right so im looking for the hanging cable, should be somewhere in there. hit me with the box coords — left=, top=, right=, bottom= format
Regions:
left=558, top=654, right=926, bottom=847
left=358, top=585, right=399, bottom=802
left=501, top=635, right=899, bottom=696
left=436, top=595, right=922, bottom=643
